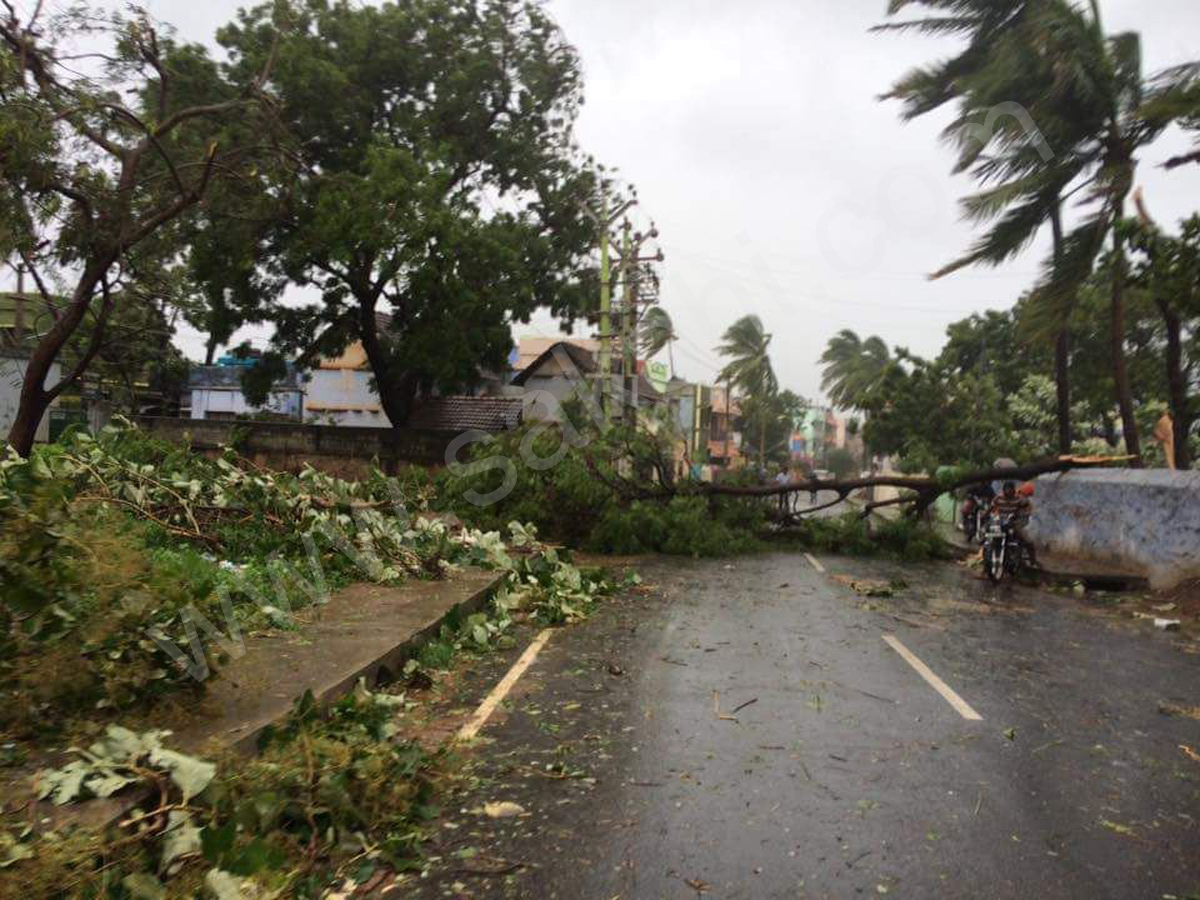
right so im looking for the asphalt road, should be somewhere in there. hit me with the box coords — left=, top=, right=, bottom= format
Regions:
left=408, top=552, right=1200, bottom=900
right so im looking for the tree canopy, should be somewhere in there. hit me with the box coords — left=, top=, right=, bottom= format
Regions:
left=0, top=2, right=279, bottom=454
left=207, top=0, right=602, bottom=424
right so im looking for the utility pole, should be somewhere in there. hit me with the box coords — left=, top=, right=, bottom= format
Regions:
left=620, top=222, right=635, bottom=427
left=610, top=222, right=663, bottom=430
left=581, top=186, right=635, bottom=420
left=14, top=261, right=25, bottom=340
left=724, top=376, right=732, bottom=466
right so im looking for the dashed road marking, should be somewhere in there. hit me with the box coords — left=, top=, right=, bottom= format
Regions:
left=457, top=629, right=555, bottom=741
left=882, top=634, right=983, bottom=721
left=804, top=553, right=827, bottom=574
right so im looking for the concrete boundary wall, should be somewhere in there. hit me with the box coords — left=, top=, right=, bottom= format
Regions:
left=137, top=417, right=458, bottom=476
left=1026, top=469, right=1200, bottom=589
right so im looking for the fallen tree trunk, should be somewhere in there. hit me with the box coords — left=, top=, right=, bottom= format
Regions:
left=697, top=455, right=1134, bottom=522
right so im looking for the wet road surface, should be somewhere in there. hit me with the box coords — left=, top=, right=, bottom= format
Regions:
left=408, top=553, right=1200, bottom=900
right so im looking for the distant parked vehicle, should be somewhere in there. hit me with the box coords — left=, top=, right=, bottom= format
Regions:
left=962, top=483, right=996, bottom=544
left=963, top=503, right=988, bottom=543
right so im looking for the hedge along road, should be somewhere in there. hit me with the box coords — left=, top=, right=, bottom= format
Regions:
left=404, top=552, right=1200, bottom=900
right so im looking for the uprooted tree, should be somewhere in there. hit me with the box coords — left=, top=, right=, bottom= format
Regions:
left=582, top=422, right=1126, bottom=522
left=0, top=1, right=282, bottom=456
left=438, top=401, right=1129, bottom=557
left=700, top=455, right=1127, bottom=522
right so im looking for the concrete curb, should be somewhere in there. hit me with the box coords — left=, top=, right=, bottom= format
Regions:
left=212, top=571, right=505, bottom=756
left=25, top=570, right=505, bottom=831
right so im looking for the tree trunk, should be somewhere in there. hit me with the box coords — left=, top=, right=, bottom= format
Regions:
left=204, top=340, right=218, bottom=366
left=7, top=392, right=50, bottom=458
left=6, top=267, right=107, bottom=456
left=1050, top=203, right=1072, bottom=455
left=759, top=414, right=766, bottom=471
left=1156, top=299, right=1192, bottom=469
left=1109, top=217, right=1143, bottom=465
left=1055, top=330, right=1071, bottom=453
left=356, top=298, right=418, bottom=427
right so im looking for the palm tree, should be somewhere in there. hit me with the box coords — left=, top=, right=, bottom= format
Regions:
left=881, top=0, right=1183, bottom=463
left=1029, top=0, right=1176, bottom=465
left=640, top=306, right=678, bottom=377
left=1143, top=61, right=1200, bottom=170
left=716, top=315, right=777, bottom=468
left=819, top=330, right=891, bottom=411
left=819, top=330, right=891, bottom=472
left=878, top=0, right=1085, bottom=455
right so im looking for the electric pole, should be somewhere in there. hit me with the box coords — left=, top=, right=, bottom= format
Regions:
left=581, top=186, right=635, bottom=420
left=610, top=222, right=663, bottom=429
left=620, top=221, right=634, bottom=427
left=14, top=262, right=25, bottom=339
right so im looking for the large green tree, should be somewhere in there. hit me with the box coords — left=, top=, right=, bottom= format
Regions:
left=858, top=350, right=1018, bottom=472
left=738, top=389, right=806, bottom=469
left=940, top=309, right=1045, bottom=400
left=213, top=0, right=601, bottom=425
left=0, top=3, right=277, bottom=455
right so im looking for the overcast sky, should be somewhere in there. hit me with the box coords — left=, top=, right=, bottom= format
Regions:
left=33, top=0, right=1200, bottom=402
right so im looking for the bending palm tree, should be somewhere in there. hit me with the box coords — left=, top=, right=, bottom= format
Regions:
left=820, top=330, right=891, bottom=472
left=1142, top=61, right=1200, bottom=169
left=640, top=306, right=678, bottom=378
left=881, top=0, right=1182, bottom=462
left=878, top=0, right=1085, bottom=454
left=716, top=315, right=776, bottom=469
left=1029, top=0, right=1175, bottom=463
left=819, top=330, right=891, bottom=411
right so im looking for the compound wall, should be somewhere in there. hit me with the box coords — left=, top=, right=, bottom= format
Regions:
left=1026, top=469, right=1200, bottom=589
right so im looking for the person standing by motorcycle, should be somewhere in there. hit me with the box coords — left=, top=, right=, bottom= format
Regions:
left=962, top=482, right=996, bottom=541
left=990, top=481, right=1039, bottom=568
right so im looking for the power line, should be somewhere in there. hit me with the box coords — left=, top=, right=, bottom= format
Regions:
left=667, top=248, right=962, bottom=315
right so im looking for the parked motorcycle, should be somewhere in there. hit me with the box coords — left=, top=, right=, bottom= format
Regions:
left=962, top=501, right=988, bottom=544
left=981, top=513, right=1026, bottom=583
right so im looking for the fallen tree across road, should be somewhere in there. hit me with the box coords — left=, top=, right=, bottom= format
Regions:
left=440, top=416, right=1135, bottom=558
left=701, top=455, right=1136, bottom=523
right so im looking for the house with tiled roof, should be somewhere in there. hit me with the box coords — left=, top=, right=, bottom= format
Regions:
left=511, top=338, right=670, bottom=427
left=406, top=396, right=523, bottom=434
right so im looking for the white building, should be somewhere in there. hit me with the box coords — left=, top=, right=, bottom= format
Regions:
left=303, top=340, right=389, bottom=428
left=188, top=365, right=304, bottom=421
left=0, top=350, right=60, bottom=445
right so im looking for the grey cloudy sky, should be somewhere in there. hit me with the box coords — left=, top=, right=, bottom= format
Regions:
left=55, top=0, right=1200, bottom=401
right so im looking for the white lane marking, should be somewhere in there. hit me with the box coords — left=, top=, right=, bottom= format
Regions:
left=804, top=553, right=827, bottom=574
left=882, top=634, right=983, bottom=721
left=457, top=629, right=555, bottom=741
